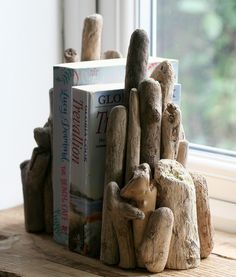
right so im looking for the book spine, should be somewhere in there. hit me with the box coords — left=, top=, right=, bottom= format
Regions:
left=53, top=67, right=75, bottom=246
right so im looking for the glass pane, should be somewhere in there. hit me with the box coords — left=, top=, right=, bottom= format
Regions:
left=155, top=0, right=236, bottom=151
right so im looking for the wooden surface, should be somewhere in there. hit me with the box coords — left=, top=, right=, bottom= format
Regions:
left=0, top=206, right=236, bottom=277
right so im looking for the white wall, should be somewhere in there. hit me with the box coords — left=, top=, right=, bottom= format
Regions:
left=0, top=0, right=62, bottom=209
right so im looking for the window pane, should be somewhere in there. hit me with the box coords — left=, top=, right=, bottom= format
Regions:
left=155, top=0, right=236, bottom=151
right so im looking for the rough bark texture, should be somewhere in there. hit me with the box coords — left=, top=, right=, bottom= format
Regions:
left=161, top=103, right=181, bottom=160
left=155, top=159, right=200, bottom=269
left=100, top=106, right=127, bottom=265
left=64, top=48, right=79, bottom=63
left=124, top=29, right=149, bottom=106
left=81, top=14, right=103, bottom=61
left=139, top=207, right=174, bottom=273
left=102, top=50, right=122, bottom=59
left=190, top=172, right=214, bottom=259
left=139, top=78, right=162, bottom=172
left=20, top=149, right=50, bottom=232
left=150, top=60, right=175, bottom=111
left=125, top=88, right=141, bottom=183
left=121, top=163, right=157, bottom=267
left=176, top=139, right=189, bottom=168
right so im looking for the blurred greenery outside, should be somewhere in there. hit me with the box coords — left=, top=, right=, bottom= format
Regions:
left=156, top=0, right=236, bottom=151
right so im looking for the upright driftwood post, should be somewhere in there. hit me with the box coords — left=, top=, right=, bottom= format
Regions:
left=124, top=29, right=149, bottom=106
left=125, top=88, right=141, bottom=183
left=139, top=207, right=174, bottom=273
left=81, top=14, right=103, bottom=61
left=121, top=163, right=157, bottom=267
left=161, top=103, right=181, bottom=160
left=150, top=60, right=175, bottom=111
left=101, top=106, right=127, bottom=265
left=176, top=139, right=189, bottom=167
left=155, top=159, right=200, bottom=269
left=139, top=78, right=162, bottom=172
left=190, top=172, right=214, bottom=259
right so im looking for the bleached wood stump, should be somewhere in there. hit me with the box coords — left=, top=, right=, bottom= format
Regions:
left=155, top=159, right=200, bottom=269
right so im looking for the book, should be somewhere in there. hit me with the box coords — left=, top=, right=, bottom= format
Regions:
left=53, top=57, right=179, bottom=246
left=69, top=83, right=124, bottom=257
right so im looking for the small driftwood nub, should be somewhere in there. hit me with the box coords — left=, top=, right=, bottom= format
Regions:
left=64, top=48, right=79, bottom=63
left=161, top=103, right=181, bottom=160
left=190, top=172, right=214, bottom=259
left=124, top=29, right=149, bottom=106
left=155, top=159, right=200, bottom=269
left=176, top=139, right=189, bottom=167
left=139, top=78, right=162, bottom=172
left=139, top=207, right=174, bottom=273
left=125, top=88, right=141, bottom=183
left=81, top=14, right=103, bottom=61
left=101, top=106, right=128, bottom=266
left=121, top=163, right=157, bottom=267
left=102, top=50, right=122, bottom=59
left=150, top=60, right=175, bottom=111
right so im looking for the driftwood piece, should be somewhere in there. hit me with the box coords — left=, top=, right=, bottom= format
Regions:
left=81, top=14, right=103, bottom=61
left=125, top=88, right=141, bottom=183
left=161, top=103, right=181, bottom=160
left=124, top=29, right=149, bottom=106
left=20, top=148, right=50, bottom=232
left=121, top=163, right=157, bottom=267
left=150, top=60, right=175, bottom=111
left=102, top=50, right=122, bottom=59
left=64, top=48, right=79, bottom=63
left=139, top=207, right=174, bottom=273
left=34, top=127, right=51, bottom=150
left=103, top=181, right=144, bottom=269
left=139, top=78, right=162, bottom=172
left=176, top=139, right=189, bottom=167
left=100, top=106, right=127, bottom=265
left=190, top=172, right=214, bottom=259
left=155, top=159, right=200, bottom=269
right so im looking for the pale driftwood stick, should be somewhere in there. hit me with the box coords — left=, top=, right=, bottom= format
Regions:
left=161, top=103, right=181, bottom=160
left=155, top=159, right=200, bottom=269
left=139, top=78, right=162, bottom=172
left=100, top=106, right=127, bottom=265
left=104, top=105, right=127, bottom=186
left=124, top=29, right=149, bottom=106
left=81, top=14, right=103, bottom=61
left=176, top=139, right=189, bottom=167
left=104, top=181, right=144, bottom=269
left=102, top=50, right=122, bottom=59
left=121, top=163, right=157, bottom=267
left=180, top=123, right=186, bottom=140
left=139, top=207, right=174, bottom=273
left=20, top=148, right=50, bottom=232
left=150, top=60, right=175, bottom=111
left=64, top=48, right=79, bottom=63
left=125, top=88, right=141, bottom=183
left=190, top=172, right=214, bottom=259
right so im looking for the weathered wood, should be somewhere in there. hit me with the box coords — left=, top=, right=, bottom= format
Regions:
left=34, top=127, right=51, bottom=150
left=139, top=207, right=174, bottom=273
left=124, top=29, right=149, bottom=106
left=101, top=106, right=127, bottom=265
left=102, top=50, right=122, bottom=59
left=161, top=103, right=181, bottom=160
left=139, top=78, right=162, bottom=172
left=150, top=60, right=175, bottom=111
left=155, top=159, right=200, bottom=269
left=104, top=181, right=144, bottom=269
left=20, top=148, right=50, bottom=232
left=121, top=163, right=157, bottom=267
left=176, top=139, right=189, bottom=167
left=64, top=48, right=79, bottom=63
left=190, top=172, right=214, bottom=259
left=81, top=14, right=103, bottom=61
left=125, top=88, right=141, bottom=183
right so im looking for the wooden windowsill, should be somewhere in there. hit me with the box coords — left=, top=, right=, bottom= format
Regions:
left=0, top=206, right=236, bottom=277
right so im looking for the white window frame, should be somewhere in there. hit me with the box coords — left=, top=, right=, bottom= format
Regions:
left=64, top=0, right=236, bottom=233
